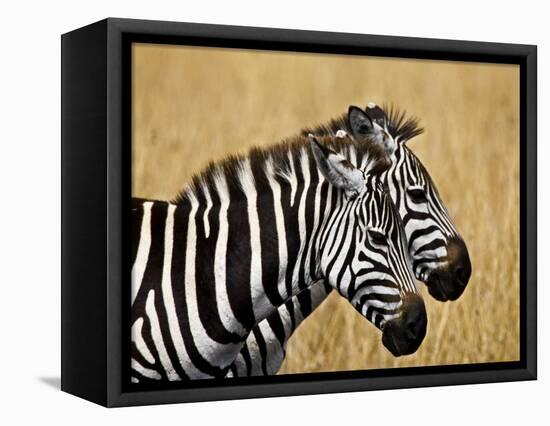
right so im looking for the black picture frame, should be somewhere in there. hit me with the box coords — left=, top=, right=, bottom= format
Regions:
left=61, top=17, right=537, bottom=407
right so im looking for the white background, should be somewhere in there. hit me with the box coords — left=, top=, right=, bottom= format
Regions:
left=0, top=0, right=546, bottom=424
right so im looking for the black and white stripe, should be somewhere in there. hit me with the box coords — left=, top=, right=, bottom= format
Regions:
left=130, top=133, right=420, bottom=382
left=226, top=280, right=332, bottom=377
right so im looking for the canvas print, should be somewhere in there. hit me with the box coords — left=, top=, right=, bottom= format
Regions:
left=129, top=43, right=519, bottom=384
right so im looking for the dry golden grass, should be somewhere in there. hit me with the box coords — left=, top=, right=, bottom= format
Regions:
left=132, top=43, right=520, bottom=373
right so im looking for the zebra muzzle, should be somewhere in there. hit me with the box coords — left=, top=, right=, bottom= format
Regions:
left=426, top=237, right=472, bottom=302
left=381, top=293, right=427, bottom=357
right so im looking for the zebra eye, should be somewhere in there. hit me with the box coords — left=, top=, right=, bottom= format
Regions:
left=368, top=229, right=387, bottom=246
left=407, top=188, right=427, bottom=204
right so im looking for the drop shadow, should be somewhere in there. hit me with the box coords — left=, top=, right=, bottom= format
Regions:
left=38, top=376, right=61, bottom=390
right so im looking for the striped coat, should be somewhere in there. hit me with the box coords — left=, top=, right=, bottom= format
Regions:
left=130, top=133, right=424, bottom=382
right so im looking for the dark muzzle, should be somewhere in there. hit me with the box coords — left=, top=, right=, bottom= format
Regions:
left=382, top=293, right=427, bottom=357
left=426, top=237, right=471, bottom=302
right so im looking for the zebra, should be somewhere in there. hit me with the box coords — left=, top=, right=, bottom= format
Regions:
left=227, top=103, right=472, bottom=377
left=130, top=132, right=426, bottom=383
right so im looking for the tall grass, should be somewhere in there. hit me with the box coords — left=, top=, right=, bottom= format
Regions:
left=132, top=43, right=520, bottom=373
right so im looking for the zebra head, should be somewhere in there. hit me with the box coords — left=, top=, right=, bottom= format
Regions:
left=309, top=135, right=426, bottom=357
left=347, top=104, right=472, bottom=302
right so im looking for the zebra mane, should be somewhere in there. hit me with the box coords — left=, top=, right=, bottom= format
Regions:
left=172, top=134, right=389, bottom=205
left=301, top=104, right=424, bottom=143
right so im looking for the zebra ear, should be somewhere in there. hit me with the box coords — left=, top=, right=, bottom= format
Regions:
left=349, top=105, right=374, bottom=137
left=364, top=102, right=387, bottom=125
left=308, top=134, right=365, bottom=198
left=348, top=105, right=397, bottom=155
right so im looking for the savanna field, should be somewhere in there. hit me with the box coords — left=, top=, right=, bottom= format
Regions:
left=131, top=43, right=520, bottom=373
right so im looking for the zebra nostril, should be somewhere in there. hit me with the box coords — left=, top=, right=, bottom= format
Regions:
left=406, top=319, right=418, bottom=339
left=455, top=266, right=468, bottom=286
left=447, top=237, right=472, bottom=288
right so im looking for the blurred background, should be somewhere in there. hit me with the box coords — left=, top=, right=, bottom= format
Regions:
left=132, top=43, right=519, bottom=373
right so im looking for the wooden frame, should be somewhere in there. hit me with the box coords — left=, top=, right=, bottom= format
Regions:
left=61, top=17, right=537, bottom=407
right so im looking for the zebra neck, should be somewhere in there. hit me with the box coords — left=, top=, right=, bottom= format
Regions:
left=178, top=152, right=336, bottom=335
left=287, top=280, right=333, bottom=334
